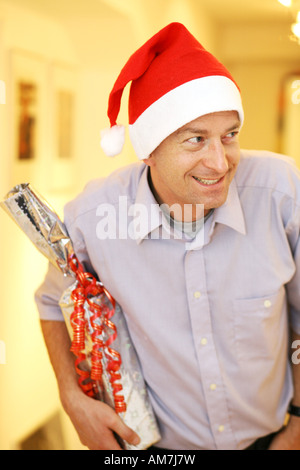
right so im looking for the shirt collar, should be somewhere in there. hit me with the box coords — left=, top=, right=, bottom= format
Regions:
left=133, top=165, right=162, bottom=243
left=134, top=167, right=247, bottom=244
left=209, top=177, right=247, bottom=237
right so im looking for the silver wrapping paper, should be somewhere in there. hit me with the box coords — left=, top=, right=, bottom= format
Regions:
left=60, top=287, right=161, bottom=450
left=0, top=183, right=75, bottom=276
left=1, top=183, right=160, bottom=450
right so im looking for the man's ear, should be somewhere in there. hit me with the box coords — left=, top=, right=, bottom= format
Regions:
left=142, top=154, right=155, bottom=167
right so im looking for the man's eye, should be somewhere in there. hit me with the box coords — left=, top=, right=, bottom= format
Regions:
left=187, top=136, right=203, bottom=144
left=226, top=131, right=239, bottom=139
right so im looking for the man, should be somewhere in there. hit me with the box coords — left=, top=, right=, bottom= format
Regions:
left=35, top=23, right=300, bottom=450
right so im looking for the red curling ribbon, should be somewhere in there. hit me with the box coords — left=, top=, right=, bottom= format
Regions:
left=87, top=296, right=104, bottom=382
left=104, top=305, right=126, bottom=414
left=69, top=254, right=104, bottom=393
left=69, top=286, right=94, bottom=397
left=67, top=253, right=127, bottom=413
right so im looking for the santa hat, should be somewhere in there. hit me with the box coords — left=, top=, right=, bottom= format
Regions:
left=100, top=22, right=244, bottom=160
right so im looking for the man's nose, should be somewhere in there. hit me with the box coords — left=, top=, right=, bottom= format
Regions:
left=203, top=140, right=229, bottom=173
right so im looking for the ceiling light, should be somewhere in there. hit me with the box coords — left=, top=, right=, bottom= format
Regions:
left=292, top=22, right=300, bottom=37
left=277, top=0, right=300, bottom=44
left=278, top=0, right=292, bottom=6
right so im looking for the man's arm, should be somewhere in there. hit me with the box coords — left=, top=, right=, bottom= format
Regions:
left=269, top=329, right=300, bottom=450
left=40, top=320, right=140, bottom=450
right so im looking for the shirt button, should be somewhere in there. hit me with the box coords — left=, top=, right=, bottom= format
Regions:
left=264, top=300, right=272, bottom=308
left=210, top=383, right=217, bottom=391
left=201, top=338, right=208, bottom=346
left=218, top=425, right=225, bottom=433
left=194, top=291, right=201, bottom=299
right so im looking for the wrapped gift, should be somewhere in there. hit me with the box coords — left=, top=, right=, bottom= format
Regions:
left=1, top=183, right=160, bottom=450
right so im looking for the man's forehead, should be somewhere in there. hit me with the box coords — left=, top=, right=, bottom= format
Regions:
left=175, top=111, right=241, bottom=136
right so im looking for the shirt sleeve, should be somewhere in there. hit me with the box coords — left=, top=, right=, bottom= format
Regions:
left=35, top=261, right=74, bottom=321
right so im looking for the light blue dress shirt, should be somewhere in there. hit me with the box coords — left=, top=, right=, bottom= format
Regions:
left=35, top=149, right=300, bottom=450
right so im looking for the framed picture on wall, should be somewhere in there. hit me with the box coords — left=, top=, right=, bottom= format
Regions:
left=17, top=81, right=37, bottom=161
left=9, top=49, right=48, bottom=188
left=48, top=62, right=78, bottom=191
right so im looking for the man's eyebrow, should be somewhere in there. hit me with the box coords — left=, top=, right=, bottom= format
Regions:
left=225, top=121, right=241, bottom=133
left=177, top=121, right=241, bottom=137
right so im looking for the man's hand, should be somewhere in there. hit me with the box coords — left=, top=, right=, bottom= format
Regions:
left=64, top=388, right=141, bottom=450
left=40, top=320, right=140, bottom=450
left=268, top=417, right=300, bottom=450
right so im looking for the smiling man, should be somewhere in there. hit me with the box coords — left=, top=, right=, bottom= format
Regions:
left=35, top=23, right=300, bottom=450
left=145, top=111, right=241, bottom=220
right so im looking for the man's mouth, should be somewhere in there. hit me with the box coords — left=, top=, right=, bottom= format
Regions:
left=192, top=176, right=223, bottom=186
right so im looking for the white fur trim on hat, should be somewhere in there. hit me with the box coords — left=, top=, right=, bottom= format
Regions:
left=100, top=125, right=125, bottom=157
left=129, top=76, right=244, bottom=160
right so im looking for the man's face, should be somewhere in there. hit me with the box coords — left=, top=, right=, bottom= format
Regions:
left=144, top=111, right=241, bottom=220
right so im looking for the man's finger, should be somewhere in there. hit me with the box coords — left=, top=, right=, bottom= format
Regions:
left=108, top=411, right=141, bottom=447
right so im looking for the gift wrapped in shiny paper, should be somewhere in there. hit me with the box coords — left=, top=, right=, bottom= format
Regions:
left=0, top=183, right=161, bottom=450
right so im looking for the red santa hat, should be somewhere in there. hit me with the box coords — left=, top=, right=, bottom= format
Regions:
left=100, top=22, right=244, bottom=160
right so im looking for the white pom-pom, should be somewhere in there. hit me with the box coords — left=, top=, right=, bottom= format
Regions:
left=100, top=125, right=125, bottom=157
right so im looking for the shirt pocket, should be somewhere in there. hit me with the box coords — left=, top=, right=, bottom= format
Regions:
left=232, top=288, right=287, bottom=363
